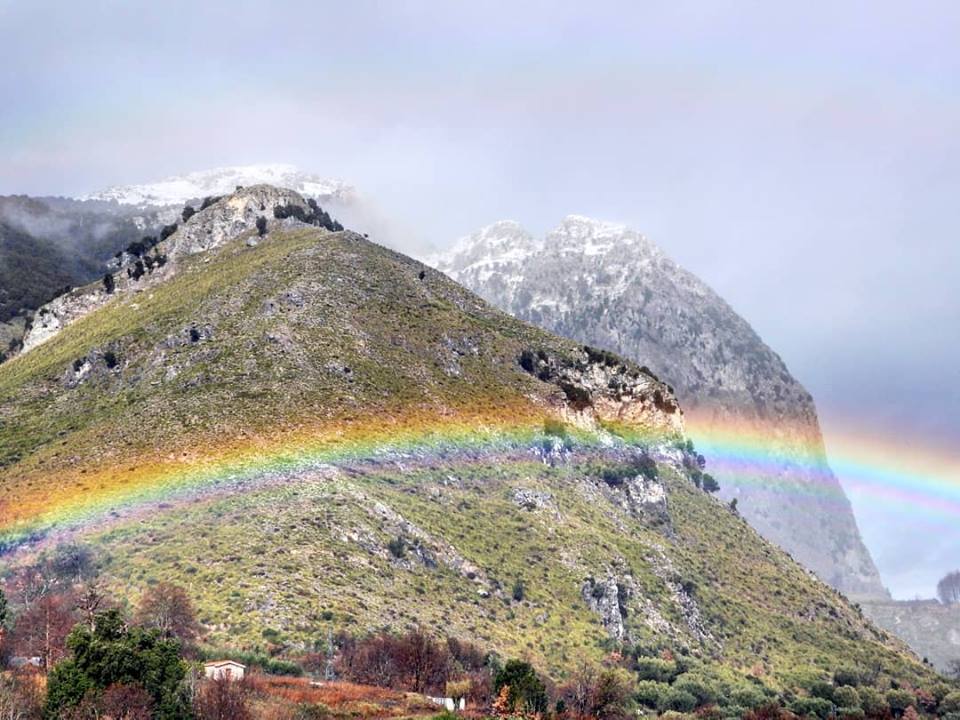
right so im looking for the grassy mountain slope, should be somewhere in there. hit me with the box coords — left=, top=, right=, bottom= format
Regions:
left=0, top=201, right=934, bottom=695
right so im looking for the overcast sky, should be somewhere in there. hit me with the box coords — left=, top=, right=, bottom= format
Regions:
left=1, top=0, right=957, bottom=598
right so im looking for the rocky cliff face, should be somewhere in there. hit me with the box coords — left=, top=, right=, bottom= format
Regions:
left=862, top=600, right=960, bottom=672
left=431, top=216, right=888, bottom=600
left=20, top=185, right=323, bottom=354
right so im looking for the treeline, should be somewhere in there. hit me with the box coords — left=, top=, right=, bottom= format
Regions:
left=273, top=198, right=343, bottom=232
left=4, top=542, right=960, bottom=720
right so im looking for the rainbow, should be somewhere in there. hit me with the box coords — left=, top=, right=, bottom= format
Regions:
left=2, top=405, right=957, bottom=556
left=687, top=418, right=960, bottom=522
left=0, top=404, right=665, bottom=554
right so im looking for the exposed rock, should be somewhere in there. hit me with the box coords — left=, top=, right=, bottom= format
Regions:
left=18, top=186, right=333, bottom=356
left=863, top=600, right=960, bottom=672
left=512, top=488, right=554, bottom=511
left=519, top=346, right=684, bottom=437
left=582, top=573, right=629, bottom=641
left=433, top=215, right=887, bottom=600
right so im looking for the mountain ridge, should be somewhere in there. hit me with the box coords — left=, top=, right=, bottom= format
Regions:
left=0, top=186, right=929, bottom=699
left=431, top=215, right=889, bottom=601
left=82, top=163, right=356, bottom=207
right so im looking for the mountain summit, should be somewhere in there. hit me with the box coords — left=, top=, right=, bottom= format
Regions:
left=0, top=186, right=926, bottom=694
left=82, top=163, right=355, bottom=207
left=432, top=216, right=889, bottom=601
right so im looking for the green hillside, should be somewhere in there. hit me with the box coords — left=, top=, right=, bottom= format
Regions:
left=0, top=197, right=940, bottom=714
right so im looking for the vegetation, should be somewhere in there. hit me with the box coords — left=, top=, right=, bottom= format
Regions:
left=44, top=609, right=189, bottom=718
left=494, top=659, right=548, bottom=715
left=0, top=224, right=947, bottom=719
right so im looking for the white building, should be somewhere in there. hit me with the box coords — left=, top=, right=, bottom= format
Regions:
left=203, top=660, right=246, bottom=681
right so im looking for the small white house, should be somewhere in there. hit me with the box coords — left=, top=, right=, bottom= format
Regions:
left=203, top=660, right=246, bottom=681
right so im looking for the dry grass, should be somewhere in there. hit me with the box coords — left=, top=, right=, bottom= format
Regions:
left=246, top=675, right=440, bottom=718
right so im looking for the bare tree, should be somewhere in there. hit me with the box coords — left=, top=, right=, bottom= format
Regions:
left=11, top=592, right=77, bottom=668
left=937, top=571, right=960, bottom=604
left=135, top=582, right=199, bottom=644
left=193, top=676, right=251, bottom=720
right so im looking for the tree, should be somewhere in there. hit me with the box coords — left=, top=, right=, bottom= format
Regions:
left=256, top=216, right=267, bottom=237
left=494, top=659, right=547, bottom=715
left=181, top=206, right=196, bottom=223
left=50, top=543, right=95, bottom=585
left=885, top=689, right=915, bottom=717
left=396, top=628, right=449, bottom=693
left=940, top=691, right=960, bottom=715
left=701, top=474, right=720, bottom=493
left=193, top=676, right=251, bottom=720
left=0, top=672, right=44, bottom=720
left=102, top=273, right=115, bottom=294
left=0, top=587, right=7, bottom=629
left=45, top=609, right=189, bottom=719
left=589, top=668, right=634, bottom=720
left=135, top=582, right=199, bottom=644
left=938, top=571, right=960, bottom=604
left=11, top=592, right=77, bottom=668
left=100, top=683, right=155, bottom=720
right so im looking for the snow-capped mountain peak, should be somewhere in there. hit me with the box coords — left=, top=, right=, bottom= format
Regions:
left=82, top=163, right=356, bottom=207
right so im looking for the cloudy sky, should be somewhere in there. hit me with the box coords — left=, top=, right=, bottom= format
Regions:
left=1, top=0, right=957, bottom=598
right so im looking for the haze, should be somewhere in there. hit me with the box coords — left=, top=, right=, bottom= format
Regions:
left=0, top=0, right=957, bottom=598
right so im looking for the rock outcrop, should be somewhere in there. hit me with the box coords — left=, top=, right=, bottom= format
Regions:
left=862, top=600, right=960, bottom=672
left=19, top=186, right=331, bottom=355
left=432, top=215, right=888, bottom=600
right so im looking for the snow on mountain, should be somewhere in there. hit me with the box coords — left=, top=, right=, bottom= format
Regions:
left=431, top=215, right=889, bottom=600
left=82, top=164, right=356, bottom=207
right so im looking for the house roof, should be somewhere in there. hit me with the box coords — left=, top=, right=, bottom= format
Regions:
left=204, top=660, right=246, bottom=668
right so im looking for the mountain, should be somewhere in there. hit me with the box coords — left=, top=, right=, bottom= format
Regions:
left=861, top=600, right=960, bottom=673
left=82, top=163, right=355, bottom=207
left=0, top=165, right=354, bottom=362
left=0, top=186, right=933, bottom=703
left=0, top=195, right=169, bottom=360
left=430, top=216, right=888, bottom=601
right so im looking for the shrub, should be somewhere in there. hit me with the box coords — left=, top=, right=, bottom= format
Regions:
left=160, top=223, right=178, bottom=241
left=104, top=351, right=118, bottom=369
left=199, top=195, right=221, bottom=211
left=673, top=674, right=718, bottom=706
left=833, top=667, right=863, bottom=687
left=857, top=687, right=887, bottom=718
left=834, top=686, right=861, bottom=709
left=387, top=537, right=405, bottom=559
left=886, top=689, right=915, bottom=716
left=512, top=577, right=526, bottom=602
left=941, top=692, right=960, bottom=715
left=839, top=708, right=866, bottom=720
left=701, top=474, right=720, bottom=493
left=634, top=656, right=678, bottom=683
left=102, top=273, right=115, bottom=294
left=181, top=205, right=196, bottom=223
left=635, top=680, right=668, bottom=708
left=494, top=659, right=547, bottom=715
left=788, top=696, right=833, bottom=719
left=256, top=216, right=268, bottom=236
left=730, top=685, right=768, bottom=710
left=659, top=688, right=698, bottom=713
